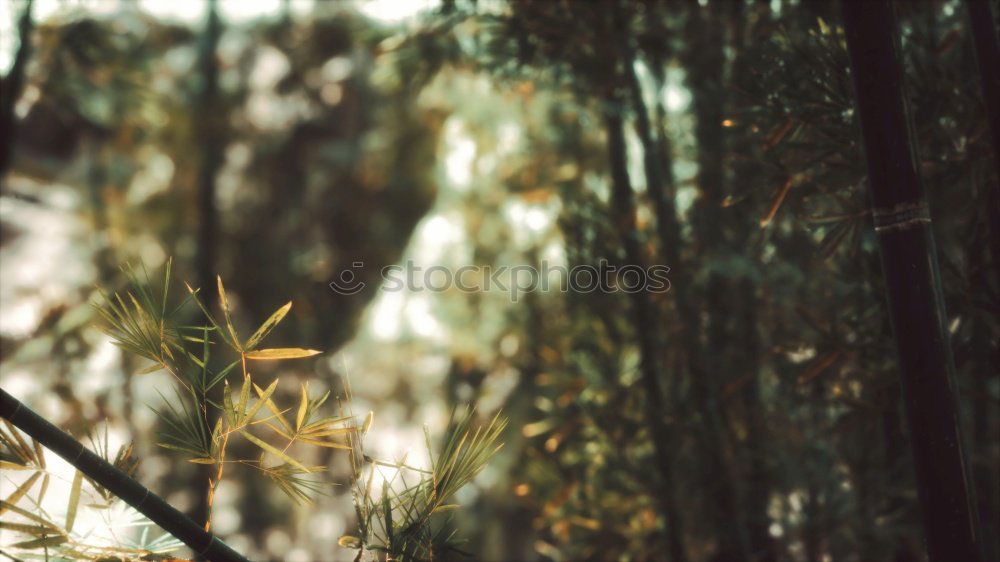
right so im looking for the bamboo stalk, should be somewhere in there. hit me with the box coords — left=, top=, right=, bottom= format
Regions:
left=966, top=0, right=1000, bottom=178
left=0, top=388, right=250, bottom=562
left=841, top=2, right=984, bottom=561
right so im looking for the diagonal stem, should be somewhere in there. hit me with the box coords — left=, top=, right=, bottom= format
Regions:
left=0, top=387, right=249, bottom=562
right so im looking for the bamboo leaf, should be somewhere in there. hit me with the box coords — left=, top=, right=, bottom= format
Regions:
left=184, top=282, right=235, bottom=350
left=244, top=379, right=279, bottom=423
left=0, top=521, right=60, bottom=535
left=188, top=458, right=217, bottom=464
left=1, top=472, right=41, bottom=514
left=38, top=474, right=50, bottom=505
left=254, top=383, right=293, bottom=434
left=239, top=431, right=312, bottom=474
left=245, top=301, right=292, bottom=351
left=0, top=501, right=60, bottom=530
left=217, top=276, right=242, bottom=351
left=31, top=439, right=45, bottom=469
left=10, top=535, right=68, bottom=549
left=296, top=384, right=308, bottom=431
left=245, top=348, right=321, bottom=360
left=299, top=438, right=352, bottom=450
left=65, top=470, right=83, bottom=533
left=338, top=535, right=362, bottom=549
left=135, top=363, right=164, bottom=375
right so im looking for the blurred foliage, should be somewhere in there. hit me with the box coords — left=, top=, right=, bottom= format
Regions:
left=1, top=0, right=997, bottom=561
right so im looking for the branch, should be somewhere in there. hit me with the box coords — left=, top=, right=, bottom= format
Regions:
left=0, top=388, right=250, bottom=562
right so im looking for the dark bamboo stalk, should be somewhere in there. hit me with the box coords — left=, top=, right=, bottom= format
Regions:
left=604, top=104, right=685, bottom=562
left=0, top=0, right=34, bottom=181
left=966, top=0, right=1000, bottom=296
left=0, top=388, right=249, bottom=562
left=193, top=0, right=224, bottom=531
left=611, top=6, right=687, bottom=561
left=684, top=2, right=750, bottom=558
left=966, top=0, right=1000, bottom=179
left=965, top=5, right=1000, bottom=561
left=841, top=2, right=984, bottom=560
left=195, top=0, right=222, bottom=311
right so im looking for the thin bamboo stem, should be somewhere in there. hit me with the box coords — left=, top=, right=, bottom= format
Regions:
left=0, top=388, right=249, bottom=562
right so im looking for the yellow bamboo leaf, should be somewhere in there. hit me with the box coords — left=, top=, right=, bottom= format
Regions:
left=296, top=383, right=308, bottom=431
left=253, top=383, right=293, bottom=434
left=135, top=363, right=163, bottom=375
left=1, top=472, right=41, bottom=514
left=217, top=276, right=242, bottom=351
left=188, top=458, right=217, bottom=464
left=298, top=438, right=352, bottom=450
left=65, top=470, right=83, bottom=533
left=245, top=301, right=292, bottom=351
left=244, top=379, right=279, bottom=423
left=245, top=348, right=322, bottom=360
left=338, top=535, right=362, bottom=549
left=301, top=428, right=353, bottom=438
left=239, top=431, right=312, bottom=474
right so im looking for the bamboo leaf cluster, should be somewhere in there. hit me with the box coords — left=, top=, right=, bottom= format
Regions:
left=0, top=422, right=184, bottom=560
left=340, top=408, right=507, bottom=561
left=95, top=263, right=343, bottom=524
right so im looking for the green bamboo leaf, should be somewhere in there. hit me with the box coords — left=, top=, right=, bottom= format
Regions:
left=245, top=301, right=292, bottom=351
left=239, top=431, right=312, bottom=474
left=188, top=458, right=217, bottom=464
left=217, top=276, right=242, bottom=351
left=184, top=282, right=235, bottom=350
left=433, top=504, right=461, bottom=513
left=206, top=359, right=240, bottom=392
left=65, top=470, right=83, bottom=533
left=224, top=380, right=237, bottom=426
left=161, top=257, right=172, bottom=319
left=245, top=348, right=322, bottom=360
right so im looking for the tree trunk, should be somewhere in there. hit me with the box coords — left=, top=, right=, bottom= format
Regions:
left=842, top=2, right=984, bottom=560
left=0, top=0, right=34, bottom=181
left=0, top=388, right=249, bottom=562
